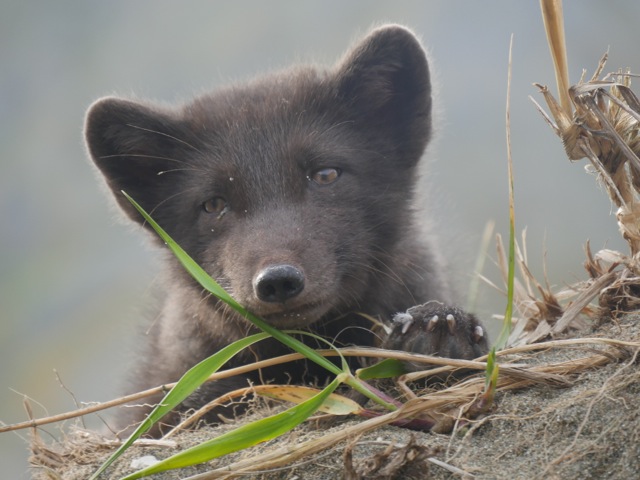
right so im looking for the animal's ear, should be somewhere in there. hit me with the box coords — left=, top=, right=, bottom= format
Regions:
left=334, top=25, right=432, bottom=163
left=85, top=97, right=192, bottom=228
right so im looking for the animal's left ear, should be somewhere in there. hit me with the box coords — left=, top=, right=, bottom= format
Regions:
left=334, top=25, right=432, bottom=163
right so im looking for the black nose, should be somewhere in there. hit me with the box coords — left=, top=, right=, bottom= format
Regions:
left=253, top=265, right=305, bottom=303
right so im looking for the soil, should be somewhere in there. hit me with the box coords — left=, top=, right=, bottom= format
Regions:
left=30, top=313, right=640, bottom=480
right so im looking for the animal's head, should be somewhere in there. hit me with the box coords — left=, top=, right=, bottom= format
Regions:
left=85, top=25, right=432, bottom=328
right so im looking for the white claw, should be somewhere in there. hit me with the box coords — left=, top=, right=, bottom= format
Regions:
left=427, top=315, right=439, bottom=331
left=401, top=320, right=413, bottom=334
left=446, top=314, right=456, bottom=334
left=392, top=312, right=414, bottom=334
left=474, top=325, right=484, bottom=342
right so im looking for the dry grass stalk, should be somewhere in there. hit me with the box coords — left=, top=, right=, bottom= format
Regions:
left=535, top=64, right=640, bottom=255
left=487, top=231, right=595, bottom=346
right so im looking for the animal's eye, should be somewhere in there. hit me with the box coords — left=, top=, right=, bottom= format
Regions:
left=202, top=197, right=228, bottom=217
left=309, top=167, right=341, bottom=185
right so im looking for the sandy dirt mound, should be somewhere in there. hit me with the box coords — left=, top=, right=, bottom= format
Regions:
left=30, top=314, right=640, bottom=480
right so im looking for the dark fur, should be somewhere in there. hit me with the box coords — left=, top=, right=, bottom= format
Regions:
left=85, top=25, right=487, bottom=435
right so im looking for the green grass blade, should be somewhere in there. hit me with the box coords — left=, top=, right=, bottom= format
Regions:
left=89, top=332, right=270, bottom=480
left=484, top=347, right=497, bottom=389
left=121, top=193, right=241, bottom=310
left=482, top=347, right=499, bottom=408
left=356, top=358, right=407, bottom=380
left=286, top=329, right=350, bottom=372
left=121, top=375, right=345, bottom=479
left=495, top=35, right=516, bottom=350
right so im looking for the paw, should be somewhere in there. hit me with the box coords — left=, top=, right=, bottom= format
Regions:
left=383, top=302, right=489, bottom=362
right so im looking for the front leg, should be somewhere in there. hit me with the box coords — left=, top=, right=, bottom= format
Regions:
left=383, top=302, right=489, bottom=368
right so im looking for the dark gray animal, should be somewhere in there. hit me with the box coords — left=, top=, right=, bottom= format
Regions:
left=85, top=24, right=488, bottom=435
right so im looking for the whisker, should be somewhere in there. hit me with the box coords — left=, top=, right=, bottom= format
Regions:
left=156, top=168, right=202, bottom=175
left=99, top=153, right=193, bottom=165
left=125, top=123, right=204, bottom=154
left=99, top=153, right=206, bottom=175
left=317, top=119, right=355, bottom=136
left=147, top=186, right=200, bottom=218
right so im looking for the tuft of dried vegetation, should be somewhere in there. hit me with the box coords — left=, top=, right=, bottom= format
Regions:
left=530, top=0, right=640, bottom=330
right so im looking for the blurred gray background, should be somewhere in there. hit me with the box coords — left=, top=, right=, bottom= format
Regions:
left=1, top=1, right=638, bottom=477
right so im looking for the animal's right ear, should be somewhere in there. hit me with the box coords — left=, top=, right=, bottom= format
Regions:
left=85, top=97, right=191, bottom=228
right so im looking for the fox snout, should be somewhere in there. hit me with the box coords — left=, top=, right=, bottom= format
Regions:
left=253, top=264, right=305, bottom=303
